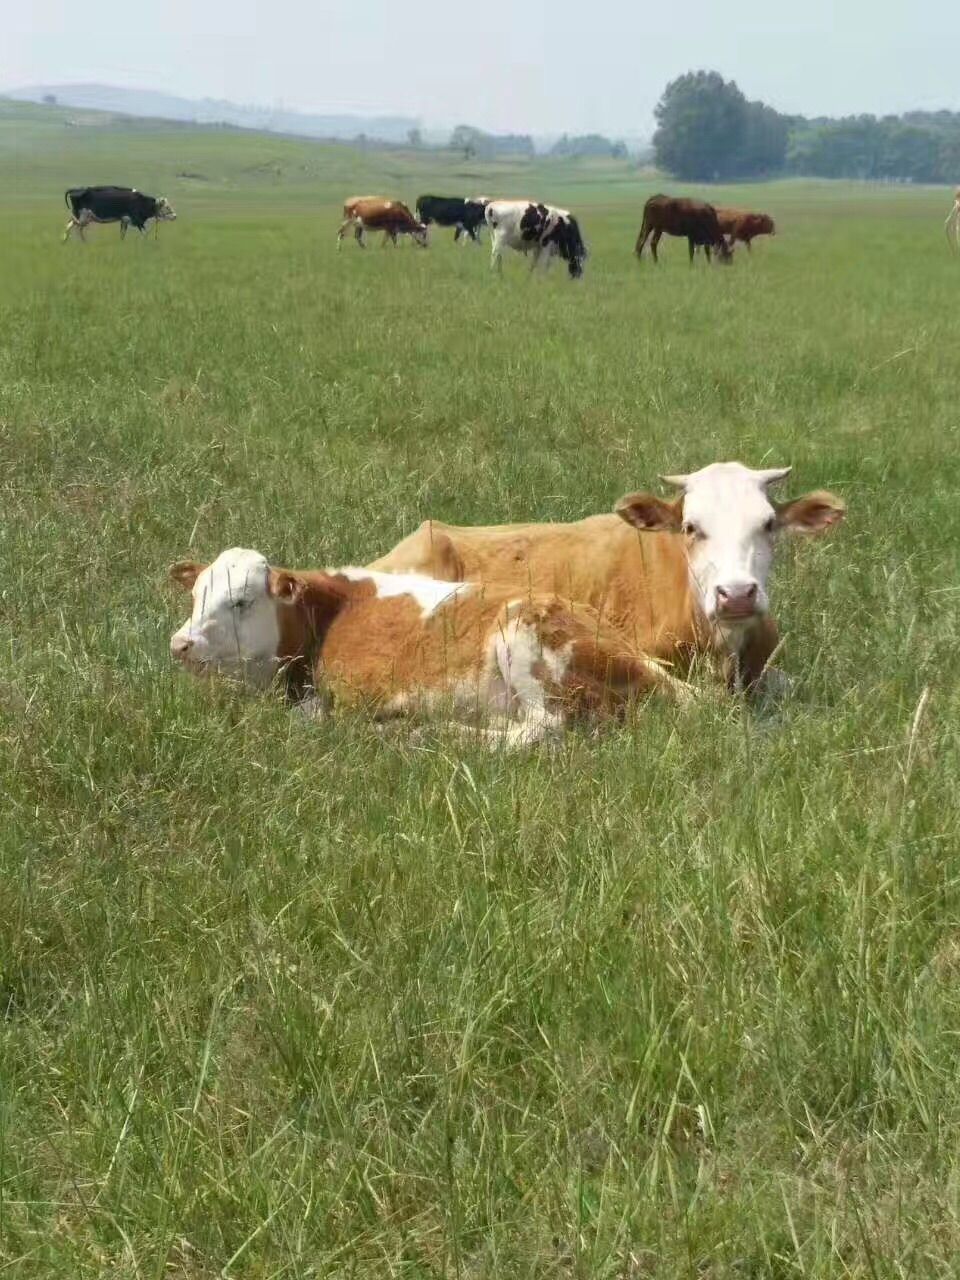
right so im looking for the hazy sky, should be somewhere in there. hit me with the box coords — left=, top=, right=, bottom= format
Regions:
left=7, top=0, right=959, bottom=136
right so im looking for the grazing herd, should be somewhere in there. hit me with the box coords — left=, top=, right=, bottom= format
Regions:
left=60, top=183, right=777, bottom=281
left=336, top=192, right=769, bottom=277
left=169, top=463, right=845, bottom=746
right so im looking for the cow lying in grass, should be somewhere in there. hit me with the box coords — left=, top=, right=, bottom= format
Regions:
left=370, top=463, right=846, bottom=694
left=169, top=553, right=695, bottom=747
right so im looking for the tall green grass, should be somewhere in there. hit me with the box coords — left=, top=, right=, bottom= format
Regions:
left=2, top=103, right=960, bottom=1276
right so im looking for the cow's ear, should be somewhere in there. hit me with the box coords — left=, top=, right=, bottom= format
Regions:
left=615, top=492, right=683, bottom=532
left=776, top=490, right=845, bottom=535
left=169, top=560, right=204, bottom=590
left=268, top=569, right=305, bottom=604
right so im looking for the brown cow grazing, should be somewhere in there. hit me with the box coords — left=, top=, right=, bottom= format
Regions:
left=169, top=550, right=694, bottom=748
left=635, top=194, right=733, bottom=264
left=715, top=208, right=776, bottom=250
left=370, top=463, right=845, bottom=695
left=337, top=196, right=428, bottom=250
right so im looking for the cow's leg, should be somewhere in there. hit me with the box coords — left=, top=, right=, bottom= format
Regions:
left=489, top=619, right=566, bottom=748
left=650, top=229, right=662, bottom=263
left=120, top=217, right=129, bottom=240
left=336, top=217, right=353, bottom=249
left=703, top=244, right=711, bottom=264
left=63, top=217, right=77, bottom=242
left=745, top=238, right=752, bottom=252
left=490, top=232, right=504, bottom=273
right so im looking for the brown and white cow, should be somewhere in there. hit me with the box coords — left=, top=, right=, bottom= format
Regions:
left=715, top=208, right=776, bottom=250
left=169, top=552, right=693, bottom=747
left=337, top=196, right=428, bottom=250
left=370, top=463, right=845, bottom=693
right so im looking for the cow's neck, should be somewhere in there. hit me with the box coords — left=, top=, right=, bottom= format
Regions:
left=276, top=572, right=366, bottom=699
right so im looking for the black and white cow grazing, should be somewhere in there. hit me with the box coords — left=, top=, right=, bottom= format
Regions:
left=415, top=195, right=490, bottom=243
left=63, top=186, right=177, bottom=242
left=484, top=200, right=586, bottom=278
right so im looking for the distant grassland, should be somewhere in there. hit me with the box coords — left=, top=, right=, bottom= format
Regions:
left=3, top=101, right=960, bottom=1277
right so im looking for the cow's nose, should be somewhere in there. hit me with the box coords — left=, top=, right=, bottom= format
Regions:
left=716, top=583, right=758, bottom=616
left=170, top=635, right=192, bottom=661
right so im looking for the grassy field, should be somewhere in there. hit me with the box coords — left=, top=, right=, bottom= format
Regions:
left=3, top=100, right=960, bottom=1277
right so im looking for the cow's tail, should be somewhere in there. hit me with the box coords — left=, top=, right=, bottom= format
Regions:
left=64, top=189, right=76, bottom=211
left=635, top=213, right=649, bottom=257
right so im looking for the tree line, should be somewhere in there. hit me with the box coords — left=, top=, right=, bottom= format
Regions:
left=448, top=125, right=627, bottom=161
left=654, top=71, right=960, bottom=183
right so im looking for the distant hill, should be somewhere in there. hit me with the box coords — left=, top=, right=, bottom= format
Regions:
left=6, top=83, right=420, bottom=144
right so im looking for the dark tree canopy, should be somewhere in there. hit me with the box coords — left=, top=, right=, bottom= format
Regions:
left=653, top=72, right=751, bottom=180
left=651, top=70, right=960, bottom=183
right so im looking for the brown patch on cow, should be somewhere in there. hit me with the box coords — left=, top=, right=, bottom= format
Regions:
left=371, top=509, right=703, bottom=668
left=320, top=588, right=500, bottom=709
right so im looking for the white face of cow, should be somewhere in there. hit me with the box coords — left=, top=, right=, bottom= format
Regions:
left=156, top=198, right=177, bottom=221
left=616, top=462, right=845, bottom=629
left=169, top=548, right=282, bottom=686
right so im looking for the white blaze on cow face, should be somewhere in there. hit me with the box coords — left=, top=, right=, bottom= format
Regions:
left=672, top=463, right=787, bottom=624
left=169, top=548, right=281, bottom=685
left=616, top=462, right=845, bottom=629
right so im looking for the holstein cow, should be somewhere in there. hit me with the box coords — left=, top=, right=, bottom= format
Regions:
left=337, top=196, right=427, bottom=250
left=416, top=195, right=490, bottom=243
left=485, top=200, right=587, bottom=278
left=635, top=194, right=733, bottom=264
left=169, top=551, right=694, bottom=747
left=63, top=186, right=176, bottom=242
left=370, top=463, right=845, bottom=693
left=715, top=208, right=776, bottom=250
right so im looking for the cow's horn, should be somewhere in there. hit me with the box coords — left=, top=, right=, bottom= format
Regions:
left=660, top=473, right=689, bottom=490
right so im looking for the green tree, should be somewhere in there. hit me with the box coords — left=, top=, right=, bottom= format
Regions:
left=653, top=71, right=748, bottom=180
left=737, top=100, right=789, bottom=175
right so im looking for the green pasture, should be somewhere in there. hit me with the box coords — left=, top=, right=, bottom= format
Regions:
left=2, top=101, right=960, bottom=1277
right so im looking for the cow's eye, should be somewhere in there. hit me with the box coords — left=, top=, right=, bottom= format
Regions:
left=682, top=521, right=702, bottom=538
left=763, top=516, right=777, bottom=534
left=232, top=598, right=249, bottom=610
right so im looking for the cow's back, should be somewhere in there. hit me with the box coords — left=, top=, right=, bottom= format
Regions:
left=370, top=514, right=696, bottom=655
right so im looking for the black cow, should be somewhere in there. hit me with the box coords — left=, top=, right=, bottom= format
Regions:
left=63, top=186, right=177, bottom=242
left=415, top=195, right=490, bottom=243
left=635, top=194, right=733, bottom=264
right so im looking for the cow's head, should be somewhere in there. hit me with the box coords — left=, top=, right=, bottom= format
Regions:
left=169, top=548, right=304, bottom=686
left=411, top=221, right=429, bottom=247
left=714, top=235, right=735, bottom=263
left=543, top=212, right=586, bottom=279
left=615, top=462, right=844, bottom=630
left=156, top=197, right=177, bottom=221
left=761, top=214, right=775, bottom=235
